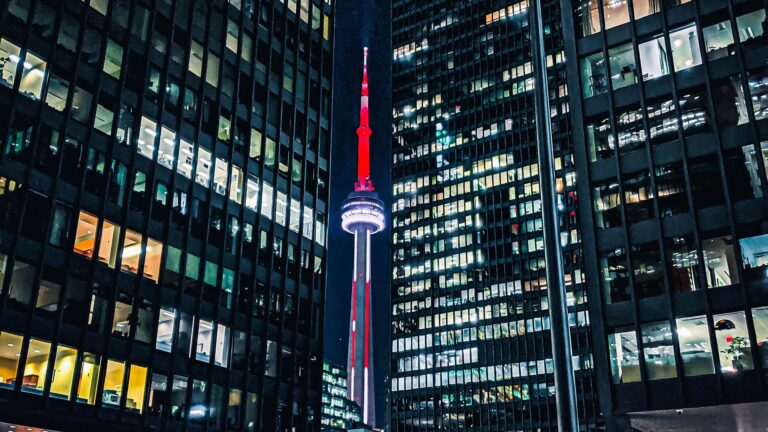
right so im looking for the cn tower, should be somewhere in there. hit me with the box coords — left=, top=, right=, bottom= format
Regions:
left=341, top=47, right=384, bottom=427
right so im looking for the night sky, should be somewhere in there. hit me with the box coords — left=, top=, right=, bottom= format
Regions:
left=324, top=0, right=392, bottom=427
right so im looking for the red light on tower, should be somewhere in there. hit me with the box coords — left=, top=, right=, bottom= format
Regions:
left=355, top=47, right=374, bottom=192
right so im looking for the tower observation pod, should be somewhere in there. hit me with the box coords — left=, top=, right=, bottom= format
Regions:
left=341, top=47, right=384, bottom=428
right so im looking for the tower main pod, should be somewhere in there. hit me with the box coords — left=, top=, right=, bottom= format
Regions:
left=341, top=47, right=384, bottom=427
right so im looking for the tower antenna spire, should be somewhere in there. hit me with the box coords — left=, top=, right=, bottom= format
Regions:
left=355, top=47, right=373, bottom=191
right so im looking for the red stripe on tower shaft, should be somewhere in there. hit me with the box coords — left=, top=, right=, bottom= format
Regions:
left=364, top=280, right=370, bottom=368
left=350, top=280, right=356, bottom=370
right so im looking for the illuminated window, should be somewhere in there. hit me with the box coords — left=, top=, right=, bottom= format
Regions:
left=0, top=332, right=23, bottom=389
left=73, top=210, right=99, bottom=259
left=112, top=301, right=132, bottom=338
left=230, top=165, right=243, bottom=204
left=608, top=43, right=637, bottom=90
left=77, top=353, right=101, bottom=404
left=158, top=126, right=177, bottom=170
left=737, top=9, right=767, bottom=47
left=713, top=311, right=753, bottom=372
left=138, top=116, right=157, bottom=160
left=50, top=344, right=77, bottom=399
left=670, top=23, right=702, bottom=72
left=246, top=175, right=259, bottom=211
left=753, top=307, right=768, bottom=371
left=195, top=146, right=212, bottom=187
left=89, top=0, right=108, bottom=15
left=94, top=104, right=114, bottom=135
left=0, top=39, right=22, bottom=88
left=639, top=35, right=670, bottom=80
left=195, top=318, right=213, bottom=362
left=608, top=329, right=640, bottom=384
left=250, top=129, right=262, bottom=159
left=702, top=235, right=739, bottom=288
left=575, top=0, right=601, bottom=37
left=121, top=229, right=143, bottom=274
left=275, top=191, right=287, bottom=226
left=189, top=41, right=203, bottom=77
left=21, top=338, right=51, bottom=394
left=641, top=322, right=677, bottom=380
left=264, top=138, right=276, bottom=166
left=206, top=52, right=220, bottom=86
left=126, top=364, right=148, bottom=412
left=602, top=0, right=629, bottom=30
left=580, top=52, right=607, bottom=98
left=144, top=237, right=163, bottom=282
left=177, top=139, right=194, bottom=178
left=633, top=0, right=661, bottom=19
left=156, top=307, right=175, bottom=352
left=213, top=158, right=228, bottom=195
left=215, top=324, right=231, bottom=368
left=289, top=199, right=301, bottom=232
left=103, top=39, right=123, bottom=79
left=18, top=51, right=47, bottom=99
left=261, top=182, right=274, bottom=219
left=102, top=360, right=125, bottom=407
left=676, top=315, right=714, bottom=376
left=703, top=21, right=735, bottom=61
left=226, top=19, right=239, bottom=55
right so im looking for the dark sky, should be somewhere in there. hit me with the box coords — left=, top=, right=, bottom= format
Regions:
left=324, top=0, right=391, bottom=427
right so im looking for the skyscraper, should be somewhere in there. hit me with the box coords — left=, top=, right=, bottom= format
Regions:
left=565, top=0, right=768, bottom=429
left=0, top=0, right=333, bottom=431
left=389, top=0, right=600, bottom=430
left=390, top=0, right=768, bottom=429
left=341, top=47, right=385, bottom=427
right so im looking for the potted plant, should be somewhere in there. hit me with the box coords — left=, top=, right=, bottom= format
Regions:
left=721, top=336, right=750, bottom=370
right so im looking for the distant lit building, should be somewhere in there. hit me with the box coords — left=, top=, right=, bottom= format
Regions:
left=321, top=361, right=363, bottom=431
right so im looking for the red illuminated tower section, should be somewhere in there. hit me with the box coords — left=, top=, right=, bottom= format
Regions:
left=341, top=47, right=384, bottom=427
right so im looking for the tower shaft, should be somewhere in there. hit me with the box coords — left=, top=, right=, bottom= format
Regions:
left=347, top=227, right=375, bottom=425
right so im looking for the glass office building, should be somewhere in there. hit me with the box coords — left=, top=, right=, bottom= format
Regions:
left=320, top=360, right=363, bottom=432
left=389, top=0, right=601, bottom=430
left=0, top=0, right=332, bottom=431
left=565, top=0, right=768, bottom=428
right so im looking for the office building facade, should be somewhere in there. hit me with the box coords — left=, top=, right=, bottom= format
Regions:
left=565, top=0, right=768, bottom=428
left=0, top=0, right=333, bottom=431
left=389, top=0, right=601, bottom=430
left=321, top=360, right=363, bottom=432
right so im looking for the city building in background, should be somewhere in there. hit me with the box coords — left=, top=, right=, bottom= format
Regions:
left=321, top=360, right=363, bottom=431
left=566, top=0, right=768, bottom=429
left=340, top=47, right=385, bottom=428
left=0, top=0, right=333, bottom=431
left=389, top=0, right=601, bottom=430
